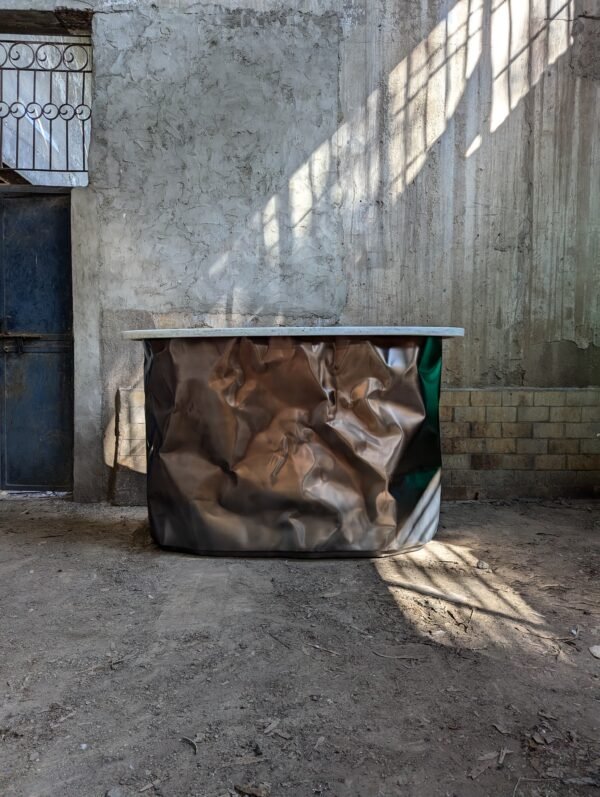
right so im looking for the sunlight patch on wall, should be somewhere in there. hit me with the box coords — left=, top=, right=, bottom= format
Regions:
left=388, top=0, right=484, bottom=192
left=289, top=137, right=333, bottom=231
left=262, top=194, right=280, bottom=262
left=490, top=0, right=573, bottom=133
left=170, top=0, right=575, bottom=324
left=465, top=133, right=482, bottom=157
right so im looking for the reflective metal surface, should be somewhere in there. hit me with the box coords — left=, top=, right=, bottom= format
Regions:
left=144, top=335, right=443, bottom=556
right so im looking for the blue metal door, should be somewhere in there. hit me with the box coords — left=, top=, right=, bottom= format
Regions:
left=0, top=195, right=73, bottom=490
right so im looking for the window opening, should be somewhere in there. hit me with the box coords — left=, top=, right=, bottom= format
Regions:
left=0, top=33, right=91, bottom=186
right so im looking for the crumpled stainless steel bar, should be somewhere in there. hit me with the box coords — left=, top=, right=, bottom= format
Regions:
left=139, top=332, right=453, bottom=556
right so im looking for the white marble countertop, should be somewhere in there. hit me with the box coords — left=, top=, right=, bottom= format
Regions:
left=123, top=326, right=464, bottom=339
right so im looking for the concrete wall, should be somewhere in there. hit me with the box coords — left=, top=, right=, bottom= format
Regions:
left=1, top=0, right=599, bottom=500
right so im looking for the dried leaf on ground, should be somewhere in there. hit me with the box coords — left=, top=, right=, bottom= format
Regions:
left=234, top=785, right=270, bottom=797
left=468, top=758, right=495, bottom=779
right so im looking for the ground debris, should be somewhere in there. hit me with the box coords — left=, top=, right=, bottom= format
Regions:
left=562, top=775, right=600, bottom=787
left=2, top=498, right=599, bottom=797
left=454, top=606, right=474, bottom=632
left=511, top=776, right=557, bottom=796
left=468, top=752, right=496, bottom=779
left=530, top=731, right=547, bottom=746
left=49, top=709, right=76, bottom=728
left=371, top=650, right=422, bottom=661
left=180, top=735, right=200, bottom=754
left=266, top=631, right=291, bottom=650
left=589, top=645, right=600, bottom=659
left=139, top=781, right=160, bottom=793
left=303, top=643, right=341, bottom=657
left=234, top=784, right=270, bottom=797
left=219, top=755, right=268, bottom=768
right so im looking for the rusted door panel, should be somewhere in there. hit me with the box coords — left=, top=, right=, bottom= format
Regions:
left=0, top=195, right=73, bottom=490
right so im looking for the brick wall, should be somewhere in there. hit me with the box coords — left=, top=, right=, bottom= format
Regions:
left=441, top=389, right=600, bottom=499
left=112, top=387, right=600, bottom=504
left=112, top=388, right=146, bottom=505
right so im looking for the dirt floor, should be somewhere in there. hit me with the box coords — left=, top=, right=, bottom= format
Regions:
left=0, top=499, right=599, bottom=797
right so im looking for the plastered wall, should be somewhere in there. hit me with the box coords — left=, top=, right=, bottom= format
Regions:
left=1, top=0, right=598, bottom=499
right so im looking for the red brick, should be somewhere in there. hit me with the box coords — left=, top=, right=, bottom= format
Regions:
left=502, top=422, right=533, bottom=438
left=517, top=406, right=549, bottom=422
left=535, top=455, right=566, bottom=470
left=455, top=406, right=486, bottom=423
left=471, top=454, right=503, bottom=469
left=441, top=437, right=454, bottom=454
left=533, top=423, right=564, bottom=438
left=486, top=406, right=517, bottom=422
left=117, top=454, right=147, bottom=473
left=580, top=438, right=600, bottom=454
left=565, top=423, right=600, bottom=438
left=451, top=438, right=486, bottom=453
left=118, top=388, right=145, bottom=407
left=548, top=439, right=579, bottom=454
left=471, top=422, right=502, bottom=438
left=445, top=438, right=516, bottom=454
left=582, top=406, right=600, bottom=422
left=123, top=406, right=146, bottom=425
left=574, top=472, right=600, bottom=496
left=452, top=469, right=505, bottom=487
left=118, top=423, right=146, bottom=441
left=117, top=439, right=146, bottom=458
left=439, top=405, right=454, bottom=422
left=441, top=391, right=470, bottom=406
left=442, top=484, right=472, bottom=500
left=441, top=422, right=470, bottom=438
left=442, top=454, right=471, bottom=470
left=502, top=390, right=533, bottom=406
left=533, top=390, right=569, bottom=406
left=550, top=406, right=581, bottom=422
left=470, top=391, right=502, bottom=406
left=567, top=454, right=600, bottom=470
left=499, top=455, right=534, bottom=470
left=566, top=390, right=600, bottom=406
left=484, top=439, right=517, bottom=453
left=517, top=439, right=547, bottom=454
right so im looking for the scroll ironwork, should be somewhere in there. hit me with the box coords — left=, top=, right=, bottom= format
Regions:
left=0, top=37, right=92, bottom=175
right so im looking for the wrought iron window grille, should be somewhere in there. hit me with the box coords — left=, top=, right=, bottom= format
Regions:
left=0, top=36, right=92, bottom=178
